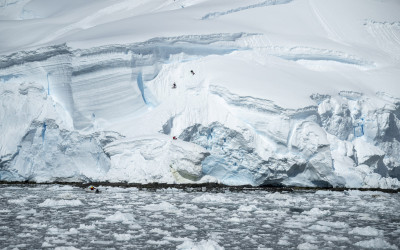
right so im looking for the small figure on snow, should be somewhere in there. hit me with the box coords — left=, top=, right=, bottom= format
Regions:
left=190, top=70, right=195, bottom=75
left=173, top=136, right=177, bottom=140
left=172, top=82, right=177, bottom=89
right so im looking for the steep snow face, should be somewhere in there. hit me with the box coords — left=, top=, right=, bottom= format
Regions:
left=1, top=0, right=400, bottom=187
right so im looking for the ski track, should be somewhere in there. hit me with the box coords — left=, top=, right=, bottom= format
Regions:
left=201, top=0, right=292, bottom=20
left=364, top=20, right=400, bottom=61
left=308, top=0, right=345, bottom=45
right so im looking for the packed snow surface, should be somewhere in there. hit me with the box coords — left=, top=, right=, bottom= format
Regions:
left=0, top=185, right=399, bottom=249
left=0, top=0, right=400, bottom=187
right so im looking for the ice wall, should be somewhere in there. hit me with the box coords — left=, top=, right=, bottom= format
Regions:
left=0, top=33, right=399, bottom=187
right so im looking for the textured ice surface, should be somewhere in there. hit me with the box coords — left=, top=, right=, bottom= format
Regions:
left=1, top=0, right=400, bottom=188
left=0, top=185, right=399, bottom=249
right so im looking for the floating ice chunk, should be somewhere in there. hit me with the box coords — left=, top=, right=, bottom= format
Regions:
left=20, top=223, right=48, bottom=229
left=47, top=185, right=76, bottom=191
left=163, top=236, right=192, bottom=242
left=114, top=233, right=132, bottom=241
left=299, top=235, right=318, bottom=243
left=105, top=211, right=135, bottom=223
left=85, top=210, right=105, bottom=219
left=283, top=221, right=308, bottom=229
left=322, top=235, right=349, bottom=242
left=150, top=228, right=171, bottom=236
left=277, top=238, right=291, bottom=246
left=301, top=208, right=330, bottom=217
left=315, top=190, right=345, bottom=197
left=146, top=240, right=170, bottom=245
left=140, top=201, right=177, bottom=212
left=106, top=204, right=127, bottom=209
left=308, top=224, right=331, bottom=232
left=38, top=199, right=83, bottom=207
left=265, top=192, right=292, bottom=200
left=192, top=194, right=232, bottom=203
left=297, top=242, right=318, bottom=250
left=8, top=198, right=28, bottom=205
left=67, top=228, right=79, bottom=235
left=19, top=209, right=37, bottom=215
left=183, top=224, right=198, bottom=231
left=42, top=242, right=53, bottom=248
left=237, top=204, right=258, bottom=212
left=57, top=193, right=77, bottom=199
left=317, top=220, right=348, bottom=229
left=177, top=239, right=224, bottom=250
left=90, top=240, right=114, bottom=245
left=349, top=226, right=382, bottom=236
left=179, top=204, right=199, bottom=210
left=47, top=227, right=63, bottom=235
left=227, top=217, right=241, bottom=223
left=354, top=238, right=398, bottom=249
left=54, top=247, right=80, bottom=250
left=79, top=224, right=96, bottom=230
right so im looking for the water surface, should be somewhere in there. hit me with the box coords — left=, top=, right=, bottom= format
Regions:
left=1, top=185, right=399, bottom=249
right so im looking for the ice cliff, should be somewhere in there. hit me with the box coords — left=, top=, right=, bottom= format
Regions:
left=0, top=0, right=399, bottom=188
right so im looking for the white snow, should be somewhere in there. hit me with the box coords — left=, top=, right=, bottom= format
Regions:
left=0, top=0, right=400, bottom=187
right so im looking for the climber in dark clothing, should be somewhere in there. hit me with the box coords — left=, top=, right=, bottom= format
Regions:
left=172, top=83, right=177, bottom=89
left=190, top=70, right=195, bottom=75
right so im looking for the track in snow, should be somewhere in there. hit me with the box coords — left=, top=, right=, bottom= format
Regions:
left=201, top=0, right=292, bottom=20
left=364, top=20, right=400, bottom=61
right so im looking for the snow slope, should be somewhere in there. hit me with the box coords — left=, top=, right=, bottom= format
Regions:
left=0, top=0, right=400, bottom=188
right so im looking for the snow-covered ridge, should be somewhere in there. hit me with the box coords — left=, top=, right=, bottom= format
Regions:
left=1, top=0, right=400, bottom=188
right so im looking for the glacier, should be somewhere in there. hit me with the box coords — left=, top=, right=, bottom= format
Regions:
left=0, top=0, right=400, bottom=188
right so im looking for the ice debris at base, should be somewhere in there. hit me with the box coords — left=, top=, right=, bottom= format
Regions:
left=0, top=0, right=400, bottom=188
left=1, top=185, right=399, bottom=249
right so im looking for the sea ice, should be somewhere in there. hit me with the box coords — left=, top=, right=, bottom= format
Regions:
left=38, top=199, right=83, bottom=207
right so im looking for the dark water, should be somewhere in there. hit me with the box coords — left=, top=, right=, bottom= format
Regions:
left=0, top=185, right=399, bottom=249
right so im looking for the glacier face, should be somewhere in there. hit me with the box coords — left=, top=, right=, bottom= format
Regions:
left=1, top=0, right=400, bottom=188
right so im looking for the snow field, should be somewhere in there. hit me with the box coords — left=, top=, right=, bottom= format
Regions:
left=0, top=0, right=400, bottom=188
